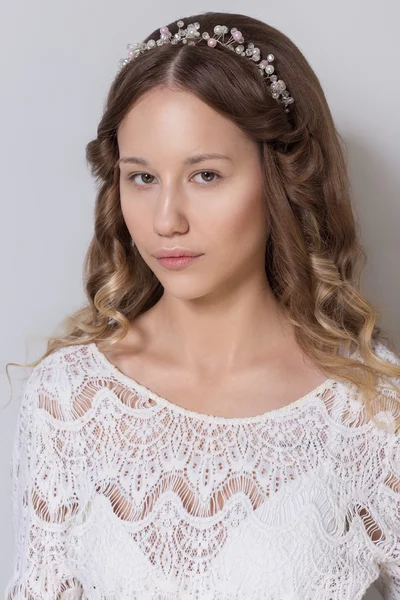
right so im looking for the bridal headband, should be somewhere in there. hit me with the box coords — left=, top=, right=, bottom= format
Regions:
left=118, top=20, right=295, bottom=113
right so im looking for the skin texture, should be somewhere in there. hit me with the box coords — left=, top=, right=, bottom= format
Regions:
left=113, top=87, right=328, bottom=416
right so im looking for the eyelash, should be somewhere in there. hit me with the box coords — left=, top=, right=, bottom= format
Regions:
left=126, top=171, right=222, bottom=188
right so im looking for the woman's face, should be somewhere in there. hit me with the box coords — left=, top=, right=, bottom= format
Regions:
left=117, top=87, right=269, bottom=300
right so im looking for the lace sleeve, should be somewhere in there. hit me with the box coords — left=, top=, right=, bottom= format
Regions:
left=370, top=343, right=400, bottom=600
left=5, top=357, right=86, bottom=600
left=372, top=430, right=400, bottom=600
left=375, top=564, right=400, bottom=600
left=371, top=342, right=400, bottom=599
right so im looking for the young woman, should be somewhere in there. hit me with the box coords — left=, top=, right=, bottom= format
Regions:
left=5, top=11, right=400, bottom=599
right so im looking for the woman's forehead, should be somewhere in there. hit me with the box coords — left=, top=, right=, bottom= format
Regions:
left=118, top=89, right=253, bottom=156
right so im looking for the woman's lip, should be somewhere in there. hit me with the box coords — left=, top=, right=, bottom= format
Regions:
left=156, top=254, right=201, bottom=258
left=155, top=255, right=203, bottom=269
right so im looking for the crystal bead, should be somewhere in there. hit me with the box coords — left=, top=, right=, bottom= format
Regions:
left=202, top=32, right=210, bottom=39
left=251, top=54, right=260, bottom=61
left=248, top=42, right=254, bottom=49
left=177, top=20, right=184, bottom=27
left=270, top=75, right=277, bottom=82
left=245, top=48, right=253, bottom=56
left=230, top=27, right=237, bottom=33
left=222, top=26, right=228, bottom=33
left=236, top=45, right=244, bottom=53
left=147, top=39, right=156, bottom=48
left=194, top=22, right=200, bottom=29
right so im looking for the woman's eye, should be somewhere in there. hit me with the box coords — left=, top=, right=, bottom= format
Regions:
left=128, top=173, right=156, bottom=186
left=192, top=171, right=220, bottom=184
left=126, top=171, right=221, bottom=187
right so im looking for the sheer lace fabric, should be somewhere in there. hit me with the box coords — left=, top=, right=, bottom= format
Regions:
left=5, top=340, right=400, bottom=599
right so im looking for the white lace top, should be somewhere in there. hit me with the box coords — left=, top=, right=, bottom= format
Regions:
left=5, top=340, right=400, bottom=599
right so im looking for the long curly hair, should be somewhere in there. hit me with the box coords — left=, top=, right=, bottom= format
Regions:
left=5, top=11, right=400, bottom=432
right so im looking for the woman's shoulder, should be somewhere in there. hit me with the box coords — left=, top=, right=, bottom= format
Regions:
left=372, top=338, right=400, bottom=366
left=352, top=339, right=400, bottom=433
left=369, top=338, right=400, bottom=424
left=26, top=342, right=96, bottom=385
left=21, top=342, right=98, bottom=421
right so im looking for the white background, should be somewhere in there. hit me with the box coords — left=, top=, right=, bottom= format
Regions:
left=1, top=1, right=399, bottom=597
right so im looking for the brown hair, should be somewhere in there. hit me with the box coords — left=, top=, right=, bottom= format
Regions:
left=5, top=11, right=400, bottom=431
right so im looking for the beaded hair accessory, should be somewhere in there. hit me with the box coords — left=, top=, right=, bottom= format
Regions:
left=118, top=20, right=295, bottom=112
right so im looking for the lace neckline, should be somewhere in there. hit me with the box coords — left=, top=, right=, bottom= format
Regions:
left=89, top=341, right=345, bottom=424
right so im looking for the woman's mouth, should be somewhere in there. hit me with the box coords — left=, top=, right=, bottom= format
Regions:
left=155, top=255, right=203, bottom=269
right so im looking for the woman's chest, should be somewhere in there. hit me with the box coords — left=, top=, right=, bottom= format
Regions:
left=68, top=463, right=380, bottom=600
left=60, top=394, right=384, bottom=598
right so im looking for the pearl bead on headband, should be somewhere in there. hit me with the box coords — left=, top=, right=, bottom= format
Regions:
left=118, top=20, right=295, bottom=113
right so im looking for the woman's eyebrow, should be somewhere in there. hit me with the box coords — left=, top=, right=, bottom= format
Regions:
left=118, top=153, right=233, bottom=166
